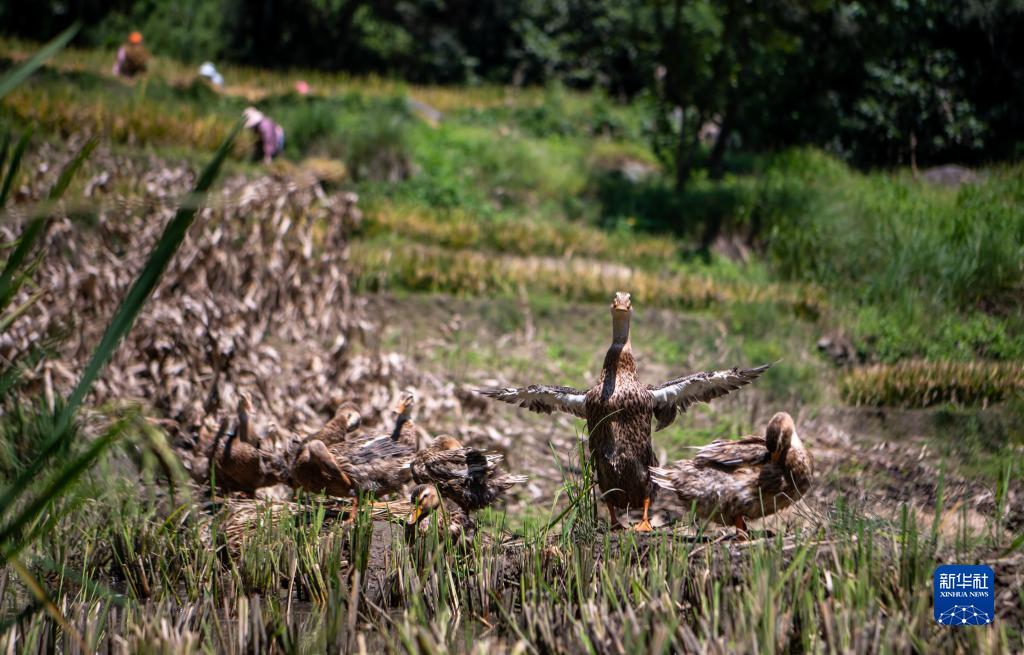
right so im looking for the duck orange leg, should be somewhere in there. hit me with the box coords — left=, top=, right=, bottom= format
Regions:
left=632, top=497, right=653, bottom=532
left=345, top=495, right=359, bottom=525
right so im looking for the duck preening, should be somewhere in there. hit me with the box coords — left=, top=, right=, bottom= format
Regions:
left=292, top=432, right=414, bottom=496
left=478, top=291, right=770, bottom=532
left=411, top=434, right=526, bottom=513
left=291, top=396, right=417, bottom=519
left=650, top=411, right=813, bottom=535
left=209, top=396, right=289, bottom=495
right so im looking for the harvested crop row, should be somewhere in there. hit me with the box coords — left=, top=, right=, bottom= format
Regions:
left=350, top=240, right=824, bottom=315
left=2, top=142, right=359, bottom=435
left=840, top=359, right=1024, bottom=407
left=364, top=201, right=680, bottom=264
left=3, top=85, right=247, bottom=154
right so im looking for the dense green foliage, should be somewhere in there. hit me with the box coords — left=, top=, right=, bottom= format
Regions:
left=2, top=0, right=1022, bottom=172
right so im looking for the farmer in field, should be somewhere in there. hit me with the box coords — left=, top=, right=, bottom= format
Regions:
left=112, top=31, right=148, bottom=78
left=243, top=107, right=285, bottom=165
left=198, top=61, right=224, bottom=87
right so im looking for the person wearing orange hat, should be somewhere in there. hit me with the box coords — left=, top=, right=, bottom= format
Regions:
left=113, top=31, right=149, bottom=78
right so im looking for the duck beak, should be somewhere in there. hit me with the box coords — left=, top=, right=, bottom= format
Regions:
left=407, top=507, right=423, bottom=525
left=610, top=291, right=632, bottom=313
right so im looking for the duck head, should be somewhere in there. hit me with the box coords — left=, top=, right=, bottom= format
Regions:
left=393, top=393, right=416, bottom=420
left=407, top=484, right=442, bottom=524
left=765, top=411, right=800, bottom=463
left=610, top=291, right=632, bottom=344
left=431, top=434, right=462, bottom=450
left=335, top=402, right=362, bottom=432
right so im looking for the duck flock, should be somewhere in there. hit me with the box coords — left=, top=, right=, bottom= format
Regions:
left=197, top=291, right=813, bottom=540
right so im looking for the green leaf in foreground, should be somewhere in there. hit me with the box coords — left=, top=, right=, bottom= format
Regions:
left=0, top=121, right=240, bottom=537
left=0, top=417, right=127, bottom=550
left=0, top=24, right=80, bottom=101
left=0, top=129, right=32, bottom=208
left=0, top=137, right=96, bottom=309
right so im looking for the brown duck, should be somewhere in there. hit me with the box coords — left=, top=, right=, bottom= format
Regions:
left=291, top=399, right=415, bottom=516
left=390, top=393, right=419, bottom=448
left=405, top=484, right=476, bottom=543
left=411, top=434, right=526, bottom=513
left=310, top=401, right=363, bottom=446
left=209, top=396, right=288, bottom=495
left=479, top=291, right=769, bottom=531
left=650, top=411, right=813, bottom=534
left=285, top=400, right=361, bottom=469
left=292, top=433, right=413, bottom=496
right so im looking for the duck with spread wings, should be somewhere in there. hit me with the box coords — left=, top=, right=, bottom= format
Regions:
left=478, top=291, right=770, bottom=531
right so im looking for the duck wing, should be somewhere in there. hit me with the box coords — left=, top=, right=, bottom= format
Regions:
left=648, top=364, right=772, bottom=431
left=437, top=450, right=526, bottom=511
left=476, top=384, right=587, bottom=418
left=305, top=440, right=349, bottom=480
left=294, top=439, right=352, bottom=493
left=417, top=447, right=499, bottom=484
left=464, top=449, right=492, bottom=484
left=344, top=434, right=414, bottom=466
left=691, top=436, right=769, bottom=470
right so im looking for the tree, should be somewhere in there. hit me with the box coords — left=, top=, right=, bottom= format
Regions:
left=650, top=0, right=806, bottom=189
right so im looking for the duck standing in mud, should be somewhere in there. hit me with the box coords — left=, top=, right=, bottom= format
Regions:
left=478, top=291, right=770, bottom=531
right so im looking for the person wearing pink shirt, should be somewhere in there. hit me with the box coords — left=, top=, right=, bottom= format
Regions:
left=243, top=107, right=285, bottom=164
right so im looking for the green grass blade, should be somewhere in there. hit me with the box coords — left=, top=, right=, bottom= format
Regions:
left=47, top=137, right=96, bottom=201
left=1002, top=531, right=1024, bottom=557
left=0, top=346, right=45, bottom=399
left=0, top=417, right=127, bottom=549
left=0, top=287, right=45, bottom=333
left=0, top=137, right=95, bottom=309
left=0, top=124, right=238, bottom=523
left=0, top=129, right=32, bottom=208
left=0, top=132, right=9, bottom=183
left=0, top=24, right=80, bottom=101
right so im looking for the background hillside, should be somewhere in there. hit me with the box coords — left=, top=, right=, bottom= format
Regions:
left=3, top=0, right=1024, bottom=168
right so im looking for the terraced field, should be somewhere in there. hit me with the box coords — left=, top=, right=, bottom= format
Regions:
left=0, top=37, right=1021, bottom=653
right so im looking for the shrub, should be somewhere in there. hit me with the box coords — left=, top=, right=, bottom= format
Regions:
left=762, top=151, right=1024, bottom=315
left=338, top=102, right=413, bottom=181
